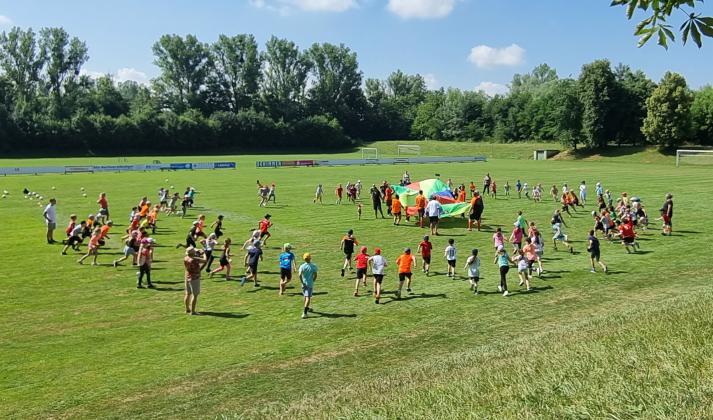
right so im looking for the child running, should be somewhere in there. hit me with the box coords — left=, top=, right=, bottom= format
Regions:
left=392, top=195, right=402, bottom=225
left=552, top=222, right=574, bottom=253
left=314, top=184, right=324, bottom=204
left=418, top=235, right=433, bottom=275
left=464, top=248, right=481, bottom=294
left=202, top=233, right=219, bottom=272
left=368, top=248, right=387, bottom=304
left=240, top=239, right=263, bottom=287
left=395, top=248, right=416, bottom=299
left=298, top=253, right=318, bottom=319
left=210, top=238, right=233, bottom=280
left=512, top=249, right=532, bottom=292
left=495, top=246, right=510, bottom=297
left=587, top=230, right=608, bottom=273
left=354, top=246, right=370, bottom=296
left=278, top=243, right=297, bottom=295
left=445, top=238, right=457, bottom=278
left=77, top=227, right=102, bottom=266
left=340, top=229, right=358, bottom=277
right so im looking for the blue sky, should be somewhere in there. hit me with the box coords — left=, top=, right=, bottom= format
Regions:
left=1, top=0, right=711, bottom=94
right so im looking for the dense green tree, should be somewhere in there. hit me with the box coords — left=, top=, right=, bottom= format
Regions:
left=306, top=42, right=365, bottom=136
left=38, top=27, right=89, bottom=117
left=152, top=34, right=210, bottom=113
left=511, top=63, right=558, bottom=94
left=691, top=86, right=713, bottom=145
left=0, top=27, right=45, bottom=113
left=208, top=34, right=262, bottom=113
left=612, top=64, right=656, bottom=145
left=260, top=36, right=310, bottom=121
left=642, top=72, right=693, bottom=147
left=578, top=60, right=617, bottom=148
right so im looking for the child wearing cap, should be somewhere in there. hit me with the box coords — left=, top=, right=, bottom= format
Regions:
left=368, top=248, right=387, bottom=304
left=298, top=253, right=318, bottom=319
left=444, top=238, right=457, bottom=278
left=279, top=243, right=297, bottom=295
left=418, top=235, right=433, bottom=275
left=209, top=238, right=233, bottom=280
left=354, top=246, right=369, bottom=297
left=464, top=248, right=481, bottom=294
left=137, top=238, right=155, bottom=288
left=395, top=248, right=416, bottom=299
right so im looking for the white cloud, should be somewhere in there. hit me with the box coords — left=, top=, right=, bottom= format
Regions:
left=0, top=15, right=13, bottom=26
left=250, top=0, right=357, bottom=14
left=116, top=68, right=150, bottom=85
left=467, top=44, right=525, bottom=69
left=387, top=0, right=457, bottom=19
left=423, top=73, right=439, bottom=90
left=81, top=68, right=150, bottom=85
left=474, top=81, right=509, bottom=97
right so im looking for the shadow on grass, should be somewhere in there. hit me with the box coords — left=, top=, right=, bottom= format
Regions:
left=309, top=311, right=356, bottom=319
left=151, top=287, right=183, bottom=292
left=246, top=285, right=280, bottom=293
left=153, top=280, right=182, bottom=285
left=508, top=285, right=554, bottom=297
left=383, top=292, right=447, bottom=304
left=198, top=312, right=249, bottom=319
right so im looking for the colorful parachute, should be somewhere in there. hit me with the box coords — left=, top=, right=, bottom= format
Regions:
left=392, top=178, right=472, bottom=218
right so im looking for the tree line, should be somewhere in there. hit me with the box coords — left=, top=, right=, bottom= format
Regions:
left=0, top=26, right=712, bottom=155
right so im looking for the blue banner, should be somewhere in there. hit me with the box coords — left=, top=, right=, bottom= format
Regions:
left=214, top=162, right=237, bottom=169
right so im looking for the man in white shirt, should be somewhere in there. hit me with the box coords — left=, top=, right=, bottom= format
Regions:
left=43, top=198, right=57, bottom=244
left=368, top=248, right=387, bottom=304
left=579, top=181, right=587, bottom=205
left=425, top=196, right=443, bottom=236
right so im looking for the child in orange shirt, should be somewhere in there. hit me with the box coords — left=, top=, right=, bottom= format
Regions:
left=392, top=195, right=402, bottom=225
left=395, top=247, right=416, bottom=299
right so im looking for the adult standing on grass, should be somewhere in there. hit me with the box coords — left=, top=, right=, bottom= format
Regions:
left=587, top=230, right=608, bottom=274
left=299, top=253, right=318, bottom=319
left=661, top=193, right=673, bottom=236
left=370, top=185, right=385, bottom=219
left=136, top=238, right=155, bottom=289
left=483, top=173, right=491, bottom=195
left=368, top=248, right=387, bottom=304
left=425, top=195, right=443, bottom=236
left=43, top=198, right=58, bottom=244
left=184, top=247, right=206, bottom=315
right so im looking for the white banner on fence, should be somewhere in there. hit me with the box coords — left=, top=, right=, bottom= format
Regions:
left=0, top=166, right=66, bottom=175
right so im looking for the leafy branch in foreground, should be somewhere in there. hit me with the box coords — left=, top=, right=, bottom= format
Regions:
left=611, top=0, right=713, bottom=48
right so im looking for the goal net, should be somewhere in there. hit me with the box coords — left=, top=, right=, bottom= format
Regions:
left=676, top=149, right=713, bottom=167
left=361, top=147, right=379, bottom=161
left=397, top=144, right=421, bottom=156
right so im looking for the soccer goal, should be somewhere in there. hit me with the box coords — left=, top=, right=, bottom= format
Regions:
left=361, top=147, right=379, bottom=161
left=676, top=149, right=713, bottom=167
left=397, top=144, right=421, bottom=156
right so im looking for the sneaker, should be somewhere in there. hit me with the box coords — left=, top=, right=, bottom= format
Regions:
left=474, top=289, right=479, bottom=295
left=353, top=291, right=358, bottom=297
left=301, top=312, right=307, bottom=319
left=112, top=261, right=117, bottom=268
left=341, top=269, right=345, bottom=277
left=137, top=284, right=144, bottom=289
left=519, top=280, right=524, bottom=286
left=396, top=290, right=401, bottom=299
left=527, top=287, right=532, bottom=292
left=503, top=290, right=509, bottom=297
left=240, top=277, right=247, bottom=286
left=147, top=284, right=155, bottom=289
left=604, top=266, right=608, bottom=274
left=590, top=269, right=596, bottom=273
left=497, top=285, right=502, bottom=293
left=254, top=283, right=259, bottom=288
left=375, top=299, right=379, bottom=304
left=407, top=288, right=412, bottom=293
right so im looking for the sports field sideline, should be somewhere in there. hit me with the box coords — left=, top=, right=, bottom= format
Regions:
left=3, top=142, right=713, bottom=418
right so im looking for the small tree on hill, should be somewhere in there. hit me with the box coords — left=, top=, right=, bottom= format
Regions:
left=642, top=72, right=693, bottom=148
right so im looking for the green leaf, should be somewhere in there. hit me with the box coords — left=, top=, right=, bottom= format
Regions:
left=690, top=20, right=702, bottom=47
left=698, top=21, right=713, bottom=37
left=698, top=17, right=713, bottom=26
left=638, top=29, right=656, bottom=46
left=682, top=21, right=691, bottom=44
left=627, top=0, right=638, bottom=18
left=657, top=29, right=669, bottom=48
left=662, top=26, right=676, bottom=40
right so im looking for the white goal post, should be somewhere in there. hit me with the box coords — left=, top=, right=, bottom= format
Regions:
left=676, top=149, right=713, bottom=167
left=397, top=144, right=421, bottom=156
left=361, top=147, right=379, bottom=160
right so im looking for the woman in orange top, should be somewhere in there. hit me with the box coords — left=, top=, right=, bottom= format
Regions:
left=392, top=194, right=402, bottom=226
left=395, top=247, right=416, bottom=299
left=415, top=191, right=427, bottom=228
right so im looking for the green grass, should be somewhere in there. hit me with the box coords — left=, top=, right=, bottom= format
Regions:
left=2, top=142, right=711, bottom=418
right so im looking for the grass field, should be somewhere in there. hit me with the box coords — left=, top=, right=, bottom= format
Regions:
left=2, top=142, right=712, bottom=418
